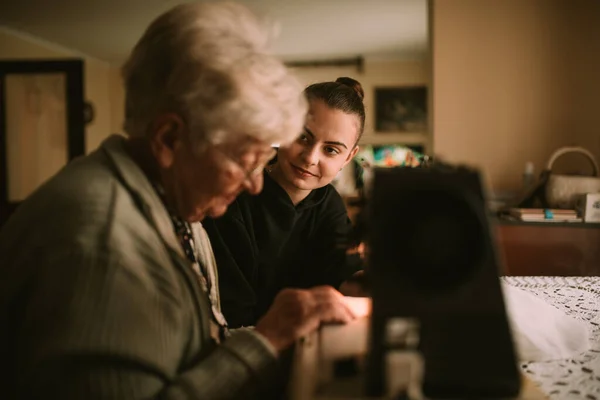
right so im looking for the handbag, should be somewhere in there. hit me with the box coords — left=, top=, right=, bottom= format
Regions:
left=544, top=146, right=600, bottom=209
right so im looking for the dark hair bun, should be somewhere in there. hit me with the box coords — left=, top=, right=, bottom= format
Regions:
left=335, top=77, right=364, bottom=102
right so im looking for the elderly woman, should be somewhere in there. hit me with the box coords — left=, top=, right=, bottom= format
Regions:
left=0, top=3, right=355, bottom=399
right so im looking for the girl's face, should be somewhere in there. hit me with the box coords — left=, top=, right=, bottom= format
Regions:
left=275, top=100, right=360, bottom=191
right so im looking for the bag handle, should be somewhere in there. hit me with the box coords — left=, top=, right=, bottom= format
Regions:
left=546, top=146, right=599, bottom=177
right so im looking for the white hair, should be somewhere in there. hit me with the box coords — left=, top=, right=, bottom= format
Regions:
left=122, top=2, right=307, bottom=149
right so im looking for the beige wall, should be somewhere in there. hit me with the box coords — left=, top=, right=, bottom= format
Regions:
left=431, top=0, right=600, bottom=193
left=290, top=59, right=430, bottom=150
left=0, top=27, right=115, bottom=153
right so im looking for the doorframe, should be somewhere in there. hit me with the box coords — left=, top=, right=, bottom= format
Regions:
left=0, top=59, right=85, bottom=224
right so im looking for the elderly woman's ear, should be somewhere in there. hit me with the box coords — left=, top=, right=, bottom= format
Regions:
left=150, top=113, right=187, bottom=169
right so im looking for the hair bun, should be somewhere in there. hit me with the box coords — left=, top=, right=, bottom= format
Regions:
left=335, top=77, right=364, bottom=102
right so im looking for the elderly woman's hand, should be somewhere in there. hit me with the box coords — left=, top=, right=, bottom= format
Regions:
left=255, top=286, right=356, bottom=351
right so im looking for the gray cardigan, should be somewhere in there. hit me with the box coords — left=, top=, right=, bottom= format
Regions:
left=0, top=135, right=278, bottom=399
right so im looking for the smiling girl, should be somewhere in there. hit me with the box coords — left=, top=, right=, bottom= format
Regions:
left=204, top=77, right=365, bottom=328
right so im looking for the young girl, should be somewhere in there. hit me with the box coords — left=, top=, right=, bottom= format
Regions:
left=204, top=77, right=365, bottom=328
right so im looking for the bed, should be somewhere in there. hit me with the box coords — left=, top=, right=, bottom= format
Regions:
left=504, top=276, right=600, bottom=399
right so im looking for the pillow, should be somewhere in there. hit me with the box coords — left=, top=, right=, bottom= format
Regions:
left=502, top=283, right=590, bottom=362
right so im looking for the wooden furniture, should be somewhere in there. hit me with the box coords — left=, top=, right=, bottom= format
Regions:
left=495, top=220, right=600, bottom=276
left=340, top=196, right=600, bottom=277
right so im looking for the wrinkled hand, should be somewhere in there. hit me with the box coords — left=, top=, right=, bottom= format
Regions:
left=255, top=286, right=356, bottom=351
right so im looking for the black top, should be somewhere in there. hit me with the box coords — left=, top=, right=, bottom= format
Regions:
left=204, top=171, right=362, bottom=328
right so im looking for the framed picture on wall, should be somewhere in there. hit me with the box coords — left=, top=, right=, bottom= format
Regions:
left=374, top=86, right=428, bottom=133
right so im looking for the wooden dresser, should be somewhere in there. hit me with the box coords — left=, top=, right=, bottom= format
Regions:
left=495, top=220, right=600, bottom=276
left=342, top=196, right=600, bottom=277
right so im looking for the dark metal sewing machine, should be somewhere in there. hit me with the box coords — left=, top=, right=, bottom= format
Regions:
left=305, top=165, right=527, bottom=400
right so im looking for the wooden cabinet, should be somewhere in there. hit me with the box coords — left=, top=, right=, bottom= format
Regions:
left=341, top=196, right=600, bottom=277
left=495, top=220, right=600, bottom=276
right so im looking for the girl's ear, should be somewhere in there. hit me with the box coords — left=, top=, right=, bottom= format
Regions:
left=343, top=145, right=360, bottom=168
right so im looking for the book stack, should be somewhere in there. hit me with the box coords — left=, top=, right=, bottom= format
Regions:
left=507, top=208, right=581, bottom=222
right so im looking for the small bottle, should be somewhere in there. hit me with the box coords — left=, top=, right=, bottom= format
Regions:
left=523, top=162, right=535, bottom=191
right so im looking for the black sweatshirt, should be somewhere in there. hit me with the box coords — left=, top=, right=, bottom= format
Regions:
left=203, top=171, right=362, bottom=328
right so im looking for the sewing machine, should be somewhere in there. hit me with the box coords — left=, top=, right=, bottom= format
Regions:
left=289, top=167, right=546, bottom=400
left=288, top=315, right=547, bottom=400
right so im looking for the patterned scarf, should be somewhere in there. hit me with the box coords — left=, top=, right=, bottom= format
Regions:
left=155, top=185, right=229, bottom=342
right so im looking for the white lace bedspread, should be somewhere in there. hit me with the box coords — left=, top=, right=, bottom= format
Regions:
left=503, top=276, right=600, bottom=399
